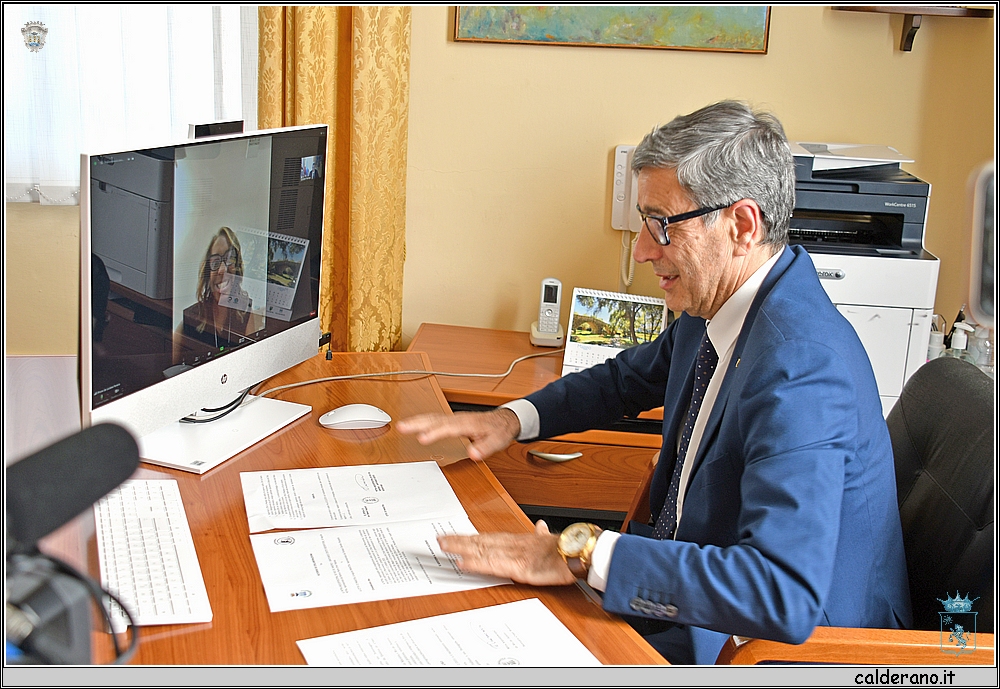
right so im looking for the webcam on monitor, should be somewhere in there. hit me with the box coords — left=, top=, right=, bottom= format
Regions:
left=188, top=120, right=245, bottom=140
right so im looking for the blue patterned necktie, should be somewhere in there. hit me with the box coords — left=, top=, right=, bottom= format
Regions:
left=652, top=333, right=719, bottom=540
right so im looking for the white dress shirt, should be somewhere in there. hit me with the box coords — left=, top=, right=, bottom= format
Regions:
left=502, top=251, right=781, bottom=590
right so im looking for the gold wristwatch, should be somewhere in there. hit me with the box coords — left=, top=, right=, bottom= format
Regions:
left=557, top=522, right=603, bottom=579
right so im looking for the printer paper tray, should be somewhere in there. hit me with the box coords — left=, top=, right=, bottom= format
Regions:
left=795, top=242, right=923, bottom=259
left=808, top=250, right=939, bottom=310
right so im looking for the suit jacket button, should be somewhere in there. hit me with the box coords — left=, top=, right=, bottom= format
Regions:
left=629, top=597, right=648, bottom=613
left=664, top=604, right=679, bottom=618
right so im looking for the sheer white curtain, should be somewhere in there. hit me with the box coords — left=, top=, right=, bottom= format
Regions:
left=4, top=5, right=258, bottom=205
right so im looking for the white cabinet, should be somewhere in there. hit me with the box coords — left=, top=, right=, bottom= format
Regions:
left=836, top=305, right=933, bottom=414
left=810, top=252, right=939, bottom=416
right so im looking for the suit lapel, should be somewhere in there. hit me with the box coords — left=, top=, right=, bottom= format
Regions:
left=685, top=246, right=795, bottom=479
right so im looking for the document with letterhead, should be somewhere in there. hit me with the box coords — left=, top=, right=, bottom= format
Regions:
left=249, top=515, right=508, bottom=612
left=240, top=461, right=466, bottom=533
left=296, top=598, right=602, bottom=666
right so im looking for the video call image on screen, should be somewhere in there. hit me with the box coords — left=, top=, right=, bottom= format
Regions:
left=89, top=130, right=325, bottom=412
left=173, top=137, right=271, bottom=354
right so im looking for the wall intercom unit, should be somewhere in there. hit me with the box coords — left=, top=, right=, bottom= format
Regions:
left=530, top=277, right=565, bottom=347
left=612, top=145, right=642, bottom=233
left=612, top=145, right=642, bottom=292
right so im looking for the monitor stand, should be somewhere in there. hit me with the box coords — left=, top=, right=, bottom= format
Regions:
left=137, top=396, right=311, bottom=474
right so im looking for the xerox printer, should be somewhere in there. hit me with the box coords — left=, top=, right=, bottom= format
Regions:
left=790, top=143, right=940, bottom=414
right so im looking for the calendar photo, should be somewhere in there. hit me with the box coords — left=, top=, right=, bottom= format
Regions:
left=562, top=288, right=666, bottom=376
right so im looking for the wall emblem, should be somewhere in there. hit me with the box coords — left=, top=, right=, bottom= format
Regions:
left=938, top=591, right=979, bottom=655
left=21, top=21, right=48, bottom=52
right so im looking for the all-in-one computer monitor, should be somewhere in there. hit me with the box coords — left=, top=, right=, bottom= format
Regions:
left=80, top=125, right=328, bottom=472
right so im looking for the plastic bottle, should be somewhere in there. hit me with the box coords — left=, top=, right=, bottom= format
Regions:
left=942, top=322, right=977, bottom=364
left=979, top=338, right=995, bottom=378
left=945, top=304, right=966, bottom=348
left=970, top=326, right=995, bottom=377
left=926, top=330, right=945, bottom=361
left=968, top=325, right=989, bottom=363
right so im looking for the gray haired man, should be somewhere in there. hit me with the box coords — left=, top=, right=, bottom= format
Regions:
left=400, top=101, right=911, bottom=664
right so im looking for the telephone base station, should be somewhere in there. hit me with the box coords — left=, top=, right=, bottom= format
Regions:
left=530, top=322, right=565, bottom=348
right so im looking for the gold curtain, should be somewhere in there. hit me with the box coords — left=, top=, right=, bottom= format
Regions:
left=258, top=6, right=410, bottom=352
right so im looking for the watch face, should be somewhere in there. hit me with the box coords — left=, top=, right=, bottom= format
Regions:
left=559, top=523, right=593, bottom=556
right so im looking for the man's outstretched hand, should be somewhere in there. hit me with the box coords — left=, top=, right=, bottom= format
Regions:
left=397, top=408, right=520, bottom=461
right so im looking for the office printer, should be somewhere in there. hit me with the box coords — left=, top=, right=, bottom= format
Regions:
left=90, top=150, right=174, bottom=300
left=790, top=143, right=939, bottom=414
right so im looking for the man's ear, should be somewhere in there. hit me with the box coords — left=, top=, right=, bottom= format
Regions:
left=730, top=200, right=764, bottom=256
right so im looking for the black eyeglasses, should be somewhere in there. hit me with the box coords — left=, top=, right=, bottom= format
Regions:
left=636, top=203, right=730, bottom=246
left=208, top=248, right=238, bottom=271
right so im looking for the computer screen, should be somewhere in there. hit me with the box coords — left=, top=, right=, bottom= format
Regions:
left=80, top=125, right=328, bottom=471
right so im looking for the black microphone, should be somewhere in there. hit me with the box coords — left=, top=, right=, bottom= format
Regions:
left=6, top=423, right=140, bottom=550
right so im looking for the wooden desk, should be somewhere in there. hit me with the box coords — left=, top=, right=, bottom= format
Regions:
left=50, top=352, right=662, bottom=665
left=407, top=324, right=565, bottom=407
left=407, top=324, right=660, bottom=515
left=407, top=323, right=662, bottom=449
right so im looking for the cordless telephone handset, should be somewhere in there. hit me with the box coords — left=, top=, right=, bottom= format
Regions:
left=530, top=278, right=565, bottom=347
left=537, top=278, right=562, bottom=333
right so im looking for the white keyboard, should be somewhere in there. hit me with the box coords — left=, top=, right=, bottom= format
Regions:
left=94, top=479, right=213, bottom=632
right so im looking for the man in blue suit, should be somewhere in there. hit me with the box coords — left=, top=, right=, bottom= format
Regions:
left=399, top=101, right=911, bottom=664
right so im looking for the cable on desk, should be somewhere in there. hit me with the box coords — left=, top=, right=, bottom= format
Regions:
left=253, top=348, right=565, bottom=399
left=179, top=386, right=253, bottom=424
left=12, top=552, right=140, bottom=664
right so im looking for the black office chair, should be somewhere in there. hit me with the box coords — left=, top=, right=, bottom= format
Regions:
left=892, top=356, right=994, bottom=633
left=716, top=356, right=995, bottom=664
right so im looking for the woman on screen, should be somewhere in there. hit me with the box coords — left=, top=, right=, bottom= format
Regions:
left=180, top=227, right=262, bottom=349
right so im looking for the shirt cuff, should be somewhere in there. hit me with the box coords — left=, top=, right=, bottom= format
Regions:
left=499, top=399, right=540, bottom=441
left=586, top=530, right=620, bottom=592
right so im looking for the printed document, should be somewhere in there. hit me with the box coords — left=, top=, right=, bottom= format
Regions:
left=296, top=598, right=601, bottom=666
left=249, top=515, right=508, bottom=612
left=241, top=461, right=466, bottom=533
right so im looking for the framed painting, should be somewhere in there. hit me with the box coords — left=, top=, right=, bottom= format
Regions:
left=454, top=6, right=770, bottom=54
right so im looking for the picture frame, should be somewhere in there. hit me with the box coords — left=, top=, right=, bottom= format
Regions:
left=454, top=6, right=770, bottom=54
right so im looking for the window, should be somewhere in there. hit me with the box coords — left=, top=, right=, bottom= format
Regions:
left=4, top=5, right=258, bottom=205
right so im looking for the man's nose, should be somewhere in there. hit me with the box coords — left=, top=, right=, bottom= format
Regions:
left=633, top=225, right=659, bottom=264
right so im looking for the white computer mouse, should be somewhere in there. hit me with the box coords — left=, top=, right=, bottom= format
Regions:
left=318, top=403, right=391, bottom=430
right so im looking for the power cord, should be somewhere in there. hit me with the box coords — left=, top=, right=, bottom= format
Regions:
left=254, top=348, right=565, bottom=399
left=179, top=387, right=252, bottom=424
left=174, top=348, right=564, bottom=417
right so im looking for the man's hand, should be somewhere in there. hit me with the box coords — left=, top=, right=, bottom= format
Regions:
left=438, top=520, right=577, bottom=586
left=397, top=408, right=520, bottom=461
